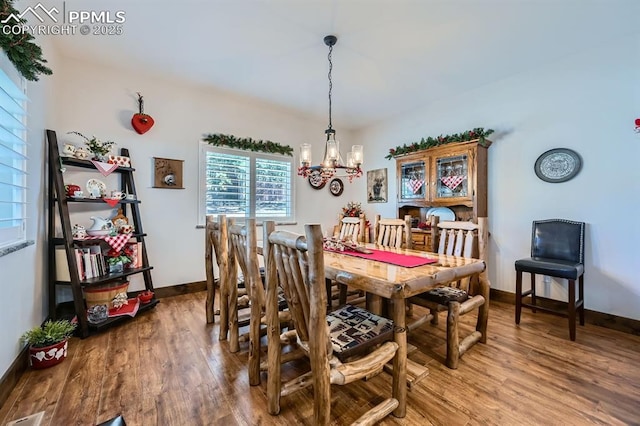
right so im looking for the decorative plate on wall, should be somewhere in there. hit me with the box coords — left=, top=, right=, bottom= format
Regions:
left=308, top=170, right=326, bottom=190
left=534, top=148, right=582, bottom=183
left=329, top=178, right=344, bottom=196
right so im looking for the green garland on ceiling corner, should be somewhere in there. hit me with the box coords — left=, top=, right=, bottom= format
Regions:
left=203, top=133, right=294, bottom=157
left=0, top=0, right=53, bottom=81
left=385, top=127, right=495, bottom=160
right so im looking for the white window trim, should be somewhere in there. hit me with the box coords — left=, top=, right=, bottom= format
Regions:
left=0, top=53, right=28, bottom=254
left=197, top=142, right=296, bottom=226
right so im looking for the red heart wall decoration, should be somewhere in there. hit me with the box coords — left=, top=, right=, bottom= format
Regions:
left=132, top=113, right=154, bottom=134
left=131, top=92, right=154, bottom=134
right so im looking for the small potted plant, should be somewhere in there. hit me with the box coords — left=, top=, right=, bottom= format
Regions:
left=67, top=131, right=116, bottom=162
left=106, top=247, right=133, bottom=273
left=21, top=319, right=76, bottom=369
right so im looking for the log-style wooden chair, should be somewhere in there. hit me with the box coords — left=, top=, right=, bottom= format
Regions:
left=408, top=218, right=490, bottom=369
left=263, top=221, right=399, bottom=425
left=372, top=214, right=412, bottom=249
left=368, top=214, right=413, bottom=315
left=205, top=215, right=249, bottom=335
left=334, top=213, right=366, bottom=243
left=330, top=213, right=367, bottom=307
left=227, top=218, right=292, bottom=386
left=227, top=218, right=266, bottom=385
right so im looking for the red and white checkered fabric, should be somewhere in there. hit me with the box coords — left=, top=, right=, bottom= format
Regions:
left=85, top=234, right=132, bottom=252
left=440, top=175, right=465, bottom=191
left=406, top=178, right=424, bottom=194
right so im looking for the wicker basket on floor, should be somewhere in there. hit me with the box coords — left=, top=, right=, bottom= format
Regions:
left=84, top=281, right=129, bottom=309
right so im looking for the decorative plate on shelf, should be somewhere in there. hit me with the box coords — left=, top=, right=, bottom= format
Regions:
left=427, top=207, right=455, bottom=222
left=308, top=170, right=326, bottom=190
left=86, top=178, right=106, bottom=198
left=534, top=148, right=582, bottom=183
left=328, top=178, right=344, bottom=196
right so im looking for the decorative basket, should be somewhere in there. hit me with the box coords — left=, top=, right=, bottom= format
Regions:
left=84, top=281, right=129, bottom=309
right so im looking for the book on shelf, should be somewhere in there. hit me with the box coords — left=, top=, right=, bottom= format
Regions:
left=125, top=241, right=143, bottom=268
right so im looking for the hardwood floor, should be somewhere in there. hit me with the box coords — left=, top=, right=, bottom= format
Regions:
left=1, top=292, right=639, bottom=425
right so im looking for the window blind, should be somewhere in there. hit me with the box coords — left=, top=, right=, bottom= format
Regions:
left=0, top=67, right=27, bottom=249
left=201, top=145, right=294, bottom=222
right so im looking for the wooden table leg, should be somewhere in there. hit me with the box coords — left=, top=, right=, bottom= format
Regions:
left=391, top=298, right=407, bottom=418
left=366, top=293, right=383, bottom=315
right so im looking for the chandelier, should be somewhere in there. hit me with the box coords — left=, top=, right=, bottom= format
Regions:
left=298, top=35, right=363, bottom=184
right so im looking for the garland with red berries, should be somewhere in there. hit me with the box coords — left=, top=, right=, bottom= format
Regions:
left=385, top=127, right=494, bottom=160
left=203, top=133, right=293, bottom=156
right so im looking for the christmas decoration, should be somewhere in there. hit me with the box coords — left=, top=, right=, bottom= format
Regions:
left=342, top=201, right=363, bottom=218
left=0, top=0, right=53, bottom=81
left=203, top=133, right=293, bottom=156
left=131, top=92, right=154, bottom=134
left=385, top=127, right=494, bottom=160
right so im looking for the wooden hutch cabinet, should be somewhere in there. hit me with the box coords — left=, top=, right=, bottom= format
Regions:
left=396, top=139, right=491, bottom=250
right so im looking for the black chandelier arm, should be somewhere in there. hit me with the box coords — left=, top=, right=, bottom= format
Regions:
left=327, top=43, right=333, bottom=131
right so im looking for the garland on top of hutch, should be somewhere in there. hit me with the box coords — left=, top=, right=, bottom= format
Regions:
left=385, top=128, right=494, bottom=160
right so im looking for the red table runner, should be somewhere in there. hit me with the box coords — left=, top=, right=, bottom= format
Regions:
left=326, top=247, right=437, bottom=268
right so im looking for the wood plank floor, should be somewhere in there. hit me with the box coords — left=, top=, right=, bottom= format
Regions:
left=1, top=292, right=639, bottom=426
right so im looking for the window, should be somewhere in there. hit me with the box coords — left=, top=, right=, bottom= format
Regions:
left=0, top=63, right=27, bottom=250
left=199, top=144, right=294, bottom=223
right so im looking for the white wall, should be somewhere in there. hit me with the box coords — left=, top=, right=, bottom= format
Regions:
left=52, top=56, right=357, bottom=290
left=356, top=34, right=640, bottom=321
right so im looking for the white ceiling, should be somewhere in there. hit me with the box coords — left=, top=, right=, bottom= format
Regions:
left=44, top=0, right=638, bottom=130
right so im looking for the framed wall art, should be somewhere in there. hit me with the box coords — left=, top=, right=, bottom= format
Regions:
left=153, top=157, right=184, bottom=189
left=367, top=168, right=387, bottom=203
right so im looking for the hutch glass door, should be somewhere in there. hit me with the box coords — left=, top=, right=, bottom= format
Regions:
left=400, top=160, right=427, bottom=200
left=435, top=154, right=468, bottom=199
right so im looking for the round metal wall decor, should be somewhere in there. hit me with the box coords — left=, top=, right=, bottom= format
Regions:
left=329, top=178, right=344, bottom=196
left=308, top=170, right=326, bottom=189
left=534, top=148, right=582, bottom=183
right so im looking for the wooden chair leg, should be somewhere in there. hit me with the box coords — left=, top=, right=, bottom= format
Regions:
left=338, top=283, right=348, bottom=306
left=578, top=275, right=585, bottom=326
left=219, top=280, right=229, bottom=341
left=477, top=275, right=490, bottom=344
left=430, top=308, right=439, bottom=325
left=325, top=278, right=333, bottom=311
left=248, top=300, right=262, bottom=386
left=515, top=270, right=523, bottom=324
left=446, top=301, right=461, bottom=369
left=405, top=300, right=413, bottom=317
left=229, top=283, right=240, bottom=353
left=530, top=272, right=537, bottom=313
left=568, top=279, right=576, bottom=341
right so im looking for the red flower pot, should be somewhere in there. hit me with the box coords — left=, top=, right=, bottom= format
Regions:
left=28, top=339, right=69, bottom=369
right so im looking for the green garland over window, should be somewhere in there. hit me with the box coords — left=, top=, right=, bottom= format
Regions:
left=0, top=0, right=53, bottom=81
left=203, top=133, right=294, bottom=157
left=385, top=127, right=494, bottom=160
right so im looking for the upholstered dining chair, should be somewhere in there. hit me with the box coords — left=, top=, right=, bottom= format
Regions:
left=263, top=221, right=399, bottom=426
left=408, top=218, right=490, bottom=369
left=515, top=219, right=586, bottom=341
left=373, top=214, right=412, bottom=249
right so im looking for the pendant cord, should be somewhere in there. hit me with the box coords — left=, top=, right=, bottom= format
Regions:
left=327, top=44, right=333, bottom=131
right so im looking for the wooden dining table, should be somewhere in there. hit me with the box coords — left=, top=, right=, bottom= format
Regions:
left=324, top=243, right=488, bottom=418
